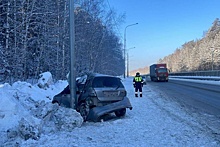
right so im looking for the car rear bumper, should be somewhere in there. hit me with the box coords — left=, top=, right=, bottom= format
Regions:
left=87, top=97, right=132, bottom=122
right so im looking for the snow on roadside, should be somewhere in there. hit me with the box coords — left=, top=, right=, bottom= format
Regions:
left=0, top=75, right=219, bottom=146
left=17, top=79, right=220, bottom=146
left=0, top=73, right=83, bottom=146
left=121, top=78, right=218, bottom=146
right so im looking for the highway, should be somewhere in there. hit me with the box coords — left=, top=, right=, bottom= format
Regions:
left=146, top=78, right=220, bottom=115
left=145, top=78, right=220, bottom=137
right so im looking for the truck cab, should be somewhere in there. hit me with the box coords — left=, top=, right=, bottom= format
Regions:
left=155, top=67, right=168, bottom=82
left=150, top=64, right=169, bottom=82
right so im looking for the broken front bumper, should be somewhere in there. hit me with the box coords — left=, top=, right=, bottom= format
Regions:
left=87, top=97, right=132, bottom=122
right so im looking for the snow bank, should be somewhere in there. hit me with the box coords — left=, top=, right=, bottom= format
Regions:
left=0, top=72, right=83, bottom=146
left=37, top=71, right=53, bottom=89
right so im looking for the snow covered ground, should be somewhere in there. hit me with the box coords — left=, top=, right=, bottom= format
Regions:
left=0, top=73, right=219, bottom=146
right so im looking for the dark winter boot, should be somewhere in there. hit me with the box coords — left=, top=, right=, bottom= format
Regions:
left=135, top=94, right=138, bottom=97
left=140, top=94, right=142, bottom=97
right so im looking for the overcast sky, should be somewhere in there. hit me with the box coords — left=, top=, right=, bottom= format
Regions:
left=108, top=0, right=220, bottom=71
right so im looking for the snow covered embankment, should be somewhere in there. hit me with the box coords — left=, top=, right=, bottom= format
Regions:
left=0, top=73, right=83, bottom=146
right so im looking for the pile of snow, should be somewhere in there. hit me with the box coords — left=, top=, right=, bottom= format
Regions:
left=0, top=72, right=83, bottom=146
left=37, top=72, right=54, bottom=89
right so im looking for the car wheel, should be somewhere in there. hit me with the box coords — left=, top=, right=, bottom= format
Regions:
left=115, top=108, right=126, bottom=117
left=79, top=102, right=89, bottom=121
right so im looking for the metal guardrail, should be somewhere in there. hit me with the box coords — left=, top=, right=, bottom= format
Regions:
left=169, top=70, right=220, bottom=77
left=169, top=76, right=220, bottom=81
left=143, top=70, right=220, bottom=81
left=168, top=70, right=220, bottom=81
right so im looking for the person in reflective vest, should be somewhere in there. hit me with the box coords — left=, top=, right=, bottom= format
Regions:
left=133, top=72, right=144, bottom=97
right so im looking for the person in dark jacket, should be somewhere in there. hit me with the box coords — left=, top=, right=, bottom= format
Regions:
left=133, top=72, right=144, bottom=97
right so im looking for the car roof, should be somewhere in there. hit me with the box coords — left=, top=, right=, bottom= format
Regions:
left=86, top=73, right=119, bottom=80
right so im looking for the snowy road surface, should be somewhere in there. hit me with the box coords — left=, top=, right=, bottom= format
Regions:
left=23, top=78, right=219, bottom=146
left=0, top=77, right=219, bottom=146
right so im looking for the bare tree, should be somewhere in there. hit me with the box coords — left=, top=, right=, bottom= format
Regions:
left=159, top=19, right=220, bottom=72
left=0, top=0, right=125, bottom=83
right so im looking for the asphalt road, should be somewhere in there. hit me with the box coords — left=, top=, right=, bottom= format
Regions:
left=146, top=78, right=220, bottom=116
left=145, top=78, right=220, bottom=138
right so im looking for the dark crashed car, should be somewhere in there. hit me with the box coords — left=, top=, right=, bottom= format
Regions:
left=52, top=73, right=132, bottom=122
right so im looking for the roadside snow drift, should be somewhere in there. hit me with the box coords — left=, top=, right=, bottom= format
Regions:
left=0, top=73, right=83, bottom=146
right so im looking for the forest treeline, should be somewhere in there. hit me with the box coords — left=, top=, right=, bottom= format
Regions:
left=0, top=0, right=125, bottom=83
left=159, top=18, right=220, bottom=73
left=130, top=18, right=220, bottom=75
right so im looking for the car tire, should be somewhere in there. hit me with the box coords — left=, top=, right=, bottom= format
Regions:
left=115, top=108, right=126, bottom=117
left=79, top=102, right=89, bottom=121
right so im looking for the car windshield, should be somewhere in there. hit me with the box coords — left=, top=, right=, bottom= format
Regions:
left=92, top=77, right=124, bottom=88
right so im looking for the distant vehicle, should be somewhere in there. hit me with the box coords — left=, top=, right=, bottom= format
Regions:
left=150, top=64, right=169, bottom=82
left=52, top=73, right=133, bottom=122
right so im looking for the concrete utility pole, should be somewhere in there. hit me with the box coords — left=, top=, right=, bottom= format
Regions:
left=124, top=23, right=138, bottom=78
left=69, top=0, right=77, bottom=109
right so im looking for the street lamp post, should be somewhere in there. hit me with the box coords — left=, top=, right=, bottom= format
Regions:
left=127, top=52, right=129, bottom=77
left=126, top=47, right=135, bottom=77
left=124, top=23, right=138, bottom=78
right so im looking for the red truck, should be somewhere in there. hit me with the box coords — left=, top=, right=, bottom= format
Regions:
left=150, top=64, right=169, bottom=82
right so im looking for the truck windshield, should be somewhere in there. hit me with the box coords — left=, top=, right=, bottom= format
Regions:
left=157, top=68, right=167, bottom=73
